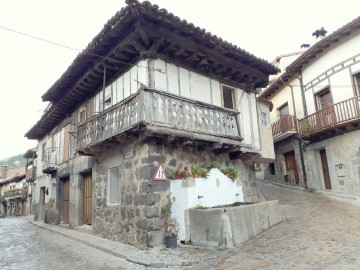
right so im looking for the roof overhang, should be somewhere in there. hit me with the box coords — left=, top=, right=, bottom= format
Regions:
left=25, top=0, right=277, bottom=140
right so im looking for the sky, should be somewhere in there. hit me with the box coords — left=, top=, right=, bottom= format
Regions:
left=0, top=0, right=359, bottom=160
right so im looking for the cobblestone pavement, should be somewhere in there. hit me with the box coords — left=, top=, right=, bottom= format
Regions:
left=193, top=181, right=360, bottom=270
left=0, top=217, right=145, bottom=270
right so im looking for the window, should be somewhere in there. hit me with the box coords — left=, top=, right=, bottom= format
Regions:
left=277, top=103, right=289, bottom=119
left=108, top=166, right=121, bottom=204
left=315, top=88, right=332, bottom=110
left=222, top=85, right=235, bottom=109
left=354, top=73, right=360, bottom=95
left=41, top=142, right=47, bottom=162
left=261, top=112, right=269, bottom=127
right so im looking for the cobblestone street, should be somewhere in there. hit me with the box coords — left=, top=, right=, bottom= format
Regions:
left=0, top=217, right=144, bottom=270
left=1, top=182, right=360, bottom=270
left=194, top=181, right=360, bottom=270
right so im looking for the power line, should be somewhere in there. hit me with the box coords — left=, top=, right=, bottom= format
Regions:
left=0, top=24, right=164, bottom=73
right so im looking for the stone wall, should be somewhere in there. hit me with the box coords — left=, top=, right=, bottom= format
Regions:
left=304, top=130, right=360, bottom=197
left=270, top=137, right=306, bottom=187
left=93, top=137, right=259, bottom=247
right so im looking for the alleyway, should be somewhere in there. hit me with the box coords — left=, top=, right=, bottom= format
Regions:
left=0, top=217, right=144, bottom=270
left=195, top=181, right=360, bottom=269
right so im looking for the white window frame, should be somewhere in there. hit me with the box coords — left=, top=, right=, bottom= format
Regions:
left=260, top=111, right=269, bottom=127
left=107, top=166, right=121, bottom=205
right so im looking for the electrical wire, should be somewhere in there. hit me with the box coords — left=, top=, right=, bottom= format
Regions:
left=0, top=24, right=164, bottom=73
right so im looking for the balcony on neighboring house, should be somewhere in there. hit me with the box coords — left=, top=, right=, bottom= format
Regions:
left=4, top=189, right=23, bottom=200
left=26, top=167, right=37, bottom=182
left=299, top=96, right=360, bottom=139
left=42, top=148, right=57, bottom=175
left=272, top=115, right=298, bottom=142
left=77, top=88, right=242, bottom=153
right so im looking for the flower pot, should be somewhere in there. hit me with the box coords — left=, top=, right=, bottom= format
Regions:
left=165, top=236, right=177, bottom=248
left=174, top=175, right=183, bottom=179
left=194, top=174, right=203, bottom=178
left=224, top=173, right=230, bottom=177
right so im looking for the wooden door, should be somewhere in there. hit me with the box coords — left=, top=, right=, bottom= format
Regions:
left=63, top=178, right=70, bottom=224
left=284, top=151, right=300, bottom=185
left=83, top=173, right=92, bottom=225
left=39, top=187, right=45, bottom=221
left=320, top=149, right=332, bottom=189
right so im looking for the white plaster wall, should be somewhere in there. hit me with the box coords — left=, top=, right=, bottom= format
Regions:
left=302, top=34, right=360, bottom=85
left=304, top=90, right=317, bottom=115
left=170, top=169, right=244, bottom=241
left=257, top=102, right=275, bottom=161
left=238, top=92, right=252, bottom=146
left=329, top=70, right=354, bottom=103
left=94, top=60, right=148, bottom=113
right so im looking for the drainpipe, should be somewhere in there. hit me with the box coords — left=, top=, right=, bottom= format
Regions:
left=279, top=76, right=308, bottom=189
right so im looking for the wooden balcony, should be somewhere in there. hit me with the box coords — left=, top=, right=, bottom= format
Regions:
left=42, top=148, right=57, bottom=175
left=77, top=88, right=242, bottom=151
left=272, top=115, right=297, bottom=142
left=299, top=96, right=360, bottom=139
left=26, top=167, right=36, bottom=182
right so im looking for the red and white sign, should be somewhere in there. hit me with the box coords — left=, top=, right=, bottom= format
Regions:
left=153, top=163, right=167, bottom=181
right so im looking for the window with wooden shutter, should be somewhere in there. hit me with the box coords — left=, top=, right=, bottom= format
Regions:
left=316, top=88, right=332, bottom=110
left=277, top=103, right=289, bottom=119
left=108, top=166, right=121, bottom=204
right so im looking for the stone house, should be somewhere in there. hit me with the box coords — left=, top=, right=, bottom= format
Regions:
left=23, top=148, right=37, bottom=215
left=25, top=0, right=277, bottom=247
left=260, top=16, right=360, bottom=197
left=0, top=165, right=28, bottom=217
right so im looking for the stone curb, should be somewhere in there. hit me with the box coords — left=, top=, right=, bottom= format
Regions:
left=27, top=217, right=231, bottom=268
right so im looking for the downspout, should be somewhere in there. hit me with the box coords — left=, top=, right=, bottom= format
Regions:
left=279, top=76, right=308, bottom=189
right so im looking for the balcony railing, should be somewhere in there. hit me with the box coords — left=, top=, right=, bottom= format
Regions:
left=26, top=167, right=37, bottom=182
left=42, top=148, right=57, bottom=174
left=4, top=189, right=23, bottom=200
left=299, top=96, right=360, bottom=138
left=77, top=88, right=242, bottom=150
left=272, top=115, right=297, bottom=140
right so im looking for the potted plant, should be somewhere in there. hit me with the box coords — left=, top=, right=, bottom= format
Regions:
left=171, top=167, right=192, bottom=179
left=190, top=164, right=208, bottom=178
left=160, top=217, right=180, bottom=248
left=210, top=161, right=221, bottom=169
left=222, top=167, right=239, bottom=181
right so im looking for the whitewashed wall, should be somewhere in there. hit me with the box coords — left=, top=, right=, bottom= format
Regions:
left=93, top=60, right=148, bottom=113
left=170, top=169, right=244, bottom=241
left=302, top=33, right=360, bottom=115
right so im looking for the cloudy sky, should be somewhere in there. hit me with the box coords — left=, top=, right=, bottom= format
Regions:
left=0, top=0, right=359, bottom=160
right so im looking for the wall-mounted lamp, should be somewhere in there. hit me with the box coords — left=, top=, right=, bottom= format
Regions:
left=198, top=195, right=203, bottom=199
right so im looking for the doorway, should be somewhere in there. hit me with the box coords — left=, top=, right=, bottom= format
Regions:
left=83, top=172, right=92, bottom=225
left=284, top=151, right=300, bottom=185
left=320, top=149, right=332, bottom=189
left=39, top=187, right=46, bottom=221
left=62, top=178, right=70, bottom=224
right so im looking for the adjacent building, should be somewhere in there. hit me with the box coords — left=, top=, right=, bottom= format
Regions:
left=25, top=0, right=277, bottom=246
left=261, top=16, right=360, bottom=197
left=0, top=165, right=28, bottom=217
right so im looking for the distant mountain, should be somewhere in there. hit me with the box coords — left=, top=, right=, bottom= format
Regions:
left=0, top=154, right=26, bottom=168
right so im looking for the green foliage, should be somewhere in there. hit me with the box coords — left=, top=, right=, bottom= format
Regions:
left=162, top=197, right=175, bottom=220
left=222, top=167, right=239, bottom=181
left=210, top=161, right=222, bottom=169
left=0, top=154, right=26, bottom=168
left=44, top=198, right=56, bottom=224
left=190, top=164, right=208, bottom=177
left=170, top=167, right=192, bottom=179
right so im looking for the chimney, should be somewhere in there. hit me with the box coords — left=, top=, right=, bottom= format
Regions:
left=312, top=27, right=327, bottom=39
left=2, top=165, right=8, bottom=179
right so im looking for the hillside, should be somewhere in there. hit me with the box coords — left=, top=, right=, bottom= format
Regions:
left=0, top=154, right=26, bottom=168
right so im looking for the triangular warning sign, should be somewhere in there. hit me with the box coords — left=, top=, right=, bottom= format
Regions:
left=153, top=163, right=167, bottom=181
